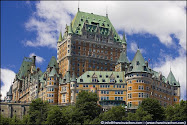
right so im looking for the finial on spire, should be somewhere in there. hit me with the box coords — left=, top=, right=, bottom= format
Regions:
left=78, top=0, right=80, bottom=11
left=106, top=4, right=108, bottom=17
left=170, top=64, right=171, bottom=71
left=137, top=42, right=139, bottom=49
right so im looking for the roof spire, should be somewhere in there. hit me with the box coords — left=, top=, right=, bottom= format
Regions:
left=122, top=32, right=127, bottom=45
left=106, top=4, right=108, bottom=18
left=78, top=0, right=80, bottom=11
left=58, top=31, right=63, bottom=42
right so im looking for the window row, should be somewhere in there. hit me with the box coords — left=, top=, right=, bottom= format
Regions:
left=101, top=90, right=109, bottom=94
left=115, top=91, right=123, bottom=95
left=47, top=94, right=54, bottom=97
left=115, top=97, right=123, bottom=100
left=47, top=88, right=54, bottom=92
left=101, top=96, right=109, bottom=100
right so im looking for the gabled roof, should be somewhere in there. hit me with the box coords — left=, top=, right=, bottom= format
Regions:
left=17, top=57, right=34, bottom=79
left=167, top=70, right=180, bottom=86
left=117, top=51, right=129, bottom=63
left=128, top=49, right=150, bottom=73
left=67, top=11, right=121, bottom=42
left=48, top=67, right=59, bottom=77
left=48, top=56, right=59, bottom=68
left=77, top=71, right=126, bottom=84
left=39, top=73, right=45, bottom=83
left=62, top=71, right=70, bottom=83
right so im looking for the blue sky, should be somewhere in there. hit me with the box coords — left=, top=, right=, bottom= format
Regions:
left=1, top=1, right=186, bottom=100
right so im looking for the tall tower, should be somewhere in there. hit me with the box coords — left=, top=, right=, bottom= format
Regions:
left=57, top=10, right=125, bottom=78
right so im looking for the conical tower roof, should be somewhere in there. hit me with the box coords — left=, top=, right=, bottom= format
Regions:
left=68, top=23, right=73, bottom=35
left=48, top=56, right=59, bottom=68
left=129, top=49, right=150, bottom=73
left=58, top=31, right=63, bottom=42
left=49, top=67, right=59, bottom=77
left=167, top=70, right=180, bottom=86
left=122, top=33, right=127, bottom=45
left=117, top=51, right=129, bottom=63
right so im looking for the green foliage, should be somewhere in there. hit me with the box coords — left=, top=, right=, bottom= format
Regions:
left=9, top=115, right=22, bottom=125
left=0, top=114, right=10, bottom=125
left=46, top=106, right=64, bottom=125
left=1, top=97, right=186, bottom=124
left=28, top=98, right=50, bottom=124
left=165, top=100, right=187, bottom=121
left=139, top=98, right=165, bottom=121
left=135, top=107, right=153, bottom=121
left=99, top=106, right=126, bottom=121
left=75, top=91, right=101, bottom=123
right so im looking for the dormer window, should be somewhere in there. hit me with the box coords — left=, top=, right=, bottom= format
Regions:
left=92, top=78, right=97, bottom=83
left=136, top=61, right=140, bottom=65
left=144, top=66, right=147, bottom=71
left=117, top=75, right=119, bottom=78
left=102, top=79, right=105, bottom=82
left=80, top=79, right=83, bottom=82
left=174, top=83, right=176, bottom=85
left=106, top=75, right=108, bottom=78
left=110, top=78, right=115, bottom=83
left=99, top=75, right=102, bottom=78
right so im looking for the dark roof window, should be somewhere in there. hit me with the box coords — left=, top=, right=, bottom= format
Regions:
left=80, top=79, right=83, bottom=82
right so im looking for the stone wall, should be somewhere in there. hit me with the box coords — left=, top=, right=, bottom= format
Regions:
left=0, top=102, right=30, bottom=119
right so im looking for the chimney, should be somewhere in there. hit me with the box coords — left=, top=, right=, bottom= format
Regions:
left=145, top=61, right=148, bottom=67
left=33, top=56, right=36, bottom=66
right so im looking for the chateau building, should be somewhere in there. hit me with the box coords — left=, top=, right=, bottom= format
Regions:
left=5, top=10, right=180, bottom=109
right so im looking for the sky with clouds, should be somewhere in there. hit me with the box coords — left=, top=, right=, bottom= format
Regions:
left=1, top=1, right=186, bottom=100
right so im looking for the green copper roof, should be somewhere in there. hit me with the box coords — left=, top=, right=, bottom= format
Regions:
left=77, top=71, right=126, bottom=84
left=68, top=11, right=121, bottom=42
left=68, top=23, right=73, bottom=35
left=63, top=71, right=70, bottom=83
left=58, top=31, right=63, bottom=42
left=49, top=67, right=59, bottom=77
left=71, top=71, right=76, bottom=82
left=128, top=49, right=150, bottom=73
left=17, top=57, right=34, bottom=79
left=48, top=56, right=59, bottom=68
left=39, top=73, right=45, bottom=83
left=122, top=33, right=127, bottom=44
left=167, top=70, right=180, bottom=86
left=117, top=51, right=129, bottom=63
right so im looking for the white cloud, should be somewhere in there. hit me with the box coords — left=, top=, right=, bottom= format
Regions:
left=0, top=68, right=16, bottom=100
left=24, top=1, right=186, bottom=50
left=29, top=53, right=45, bottom=64
left=153, top=49, right=186, bottom=100
left=129, top=42, right=146, bottom=54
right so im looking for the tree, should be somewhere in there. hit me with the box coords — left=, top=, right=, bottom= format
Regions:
left=9, top=115, right=22, bottom=125
left=75, top=91, right=101, bottom=123
left=135, top=107, right=153, bottom=121
left=0, top=115, right=10, bottom=125
left=139, top=98, right=165, bottom=121
left=165, top=100, right=187, bottom=121
left=46, top=106, right=64, bottom=125
left=99, top=106, right=126, bottom=121
left=28, top=98, right=50, bottom=124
